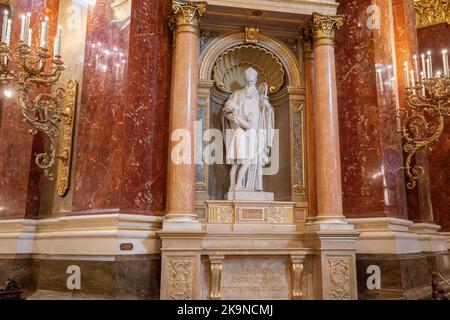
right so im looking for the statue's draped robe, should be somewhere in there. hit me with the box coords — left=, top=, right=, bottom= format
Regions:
left=222, top=85, right=274, bottom=191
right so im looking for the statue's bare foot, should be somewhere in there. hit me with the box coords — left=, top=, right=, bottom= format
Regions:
left=234, top=186, right=246, bottom=191
left=229, top=184, right=235, bottom=192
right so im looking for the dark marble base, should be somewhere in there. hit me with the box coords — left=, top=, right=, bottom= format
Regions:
left=356, top=252, right=450, bottom=300
left=0, top=254, right=161, bottom=300
left=0, top=255, right=38, bottom=298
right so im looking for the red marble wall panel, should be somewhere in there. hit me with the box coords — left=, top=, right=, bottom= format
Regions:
left=391, top=0, right=432, bottom=224
left=335, top=0, right=407, bottom=219
left=72, top=0, right=171, bottom=215
left=417, top=23, right=450, bottom=231
left=0, top=0, right=59, bottom=219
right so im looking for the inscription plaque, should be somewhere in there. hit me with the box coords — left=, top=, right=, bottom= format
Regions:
left=221, top=261, right=291, bottom=300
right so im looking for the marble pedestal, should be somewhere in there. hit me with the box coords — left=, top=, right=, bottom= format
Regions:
left=158, top=201, right=361, bottom=300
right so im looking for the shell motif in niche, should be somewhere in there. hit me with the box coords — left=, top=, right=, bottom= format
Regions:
left=213, top=45, right=285, bottom=94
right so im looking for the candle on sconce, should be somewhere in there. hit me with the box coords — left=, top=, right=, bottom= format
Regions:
left=53, top=37, right=59, bottom=58
left=1, top=10, right=8, bottom=43
left=410, top=70, right=416, bottom=95
left=55, top=25, right=62, bottom=56
left=427, top=51, right=433, bottom=78
left=24, top=12, right=31, bottom=44
left=20, top=15, right=25, bottom=42
left=27, top=28, right=32, bottom=47
left=40, top=16, right=49, bottom=49
left=443, top=49, right=449, bottom=76
left=421, top=54, right=426, bottom=79
left=404, top=61, right=410, bottom=88
left=413, top=55, right=419, bottom=80
left=5, top=19, right=11, bottom=45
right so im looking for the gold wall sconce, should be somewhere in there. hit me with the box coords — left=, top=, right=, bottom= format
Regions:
left=400, top=52, right=450, bottom=189
left=0, top=12, right=76, bottom=196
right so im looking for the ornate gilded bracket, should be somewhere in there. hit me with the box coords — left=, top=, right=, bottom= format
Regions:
left=209, top=255, right=224, bottom=300
left=56, top=80, right=78, bottom=197
left=291, top=255, right=304, bottom=300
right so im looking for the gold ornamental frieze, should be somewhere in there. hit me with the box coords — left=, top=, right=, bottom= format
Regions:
left=414, top=0, right=450, bottom=29
left=206, top=200, right=295, bottom=225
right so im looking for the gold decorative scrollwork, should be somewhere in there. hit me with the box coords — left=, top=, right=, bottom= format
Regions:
left=0, top=41, right=66, bottom=179
left=311, top=13, right=344, bottom=46
left=267, top=206, right=294, bottom=224
left=168, top=259, right=193, bottom=300
left=208, top=205, right=234, bottom=223
left=399, top=77, right=450, bottom=189
left=56, top=80, right=78, bottom=197
left=414, top=0, right=450, bottom=29
left=328, top=257, right=351, bottom=300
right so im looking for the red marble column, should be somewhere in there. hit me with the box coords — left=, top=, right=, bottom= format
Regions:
left=71, top=0, right=172, bottom=216
left=0, top=0, right=59, bottom=219
left=311, top=13, right=345, bottom=221
left=164, top=1, right=205, bottom=227
left=417, top=24, right=450, bottom=231
left=335, top=0, right=408, bottom=219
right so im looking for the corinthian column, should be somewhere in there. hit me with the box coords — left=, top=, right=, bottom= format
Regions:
left=311, top=13, right=345, bottom=222
left=164, top=0, right=206, bottom=229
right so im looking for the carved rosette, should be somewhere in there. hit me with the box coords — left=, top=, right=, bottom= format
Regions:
left=171, top=0, right=207, bottom=31
left=311, top=13, right=344, bottom=46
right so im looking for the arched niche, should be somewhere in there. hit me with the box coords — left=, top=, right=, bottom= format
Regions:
left=195, top=31, right=307, bottom=216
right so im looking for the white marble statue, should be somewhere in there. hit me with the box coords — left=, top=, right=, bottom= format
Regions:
left=221, top=67, right=275, bottom=194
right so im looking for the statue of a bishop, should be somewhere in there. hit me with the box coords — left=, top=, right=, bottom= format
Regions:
left=221, top=67, right=275, bottom=193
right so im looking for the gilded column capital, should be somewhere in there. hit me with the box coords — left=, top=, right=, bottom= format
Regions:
left=170, top=0, right=207, bottom=31
left=311, top=13, right=344, bottom=47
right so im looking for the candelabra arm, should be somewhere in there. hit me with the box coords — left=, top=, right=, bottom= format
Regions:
left=402, top=114, right=445, bottom=189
